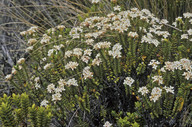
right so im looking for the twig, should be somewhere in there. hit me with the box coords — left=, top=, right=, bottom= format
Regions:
left=67, top=107, right=80, bottom=127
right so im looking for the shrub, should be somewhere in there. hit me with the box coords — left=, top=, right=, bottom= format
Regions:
left=4, top=2, right=192, bottom=127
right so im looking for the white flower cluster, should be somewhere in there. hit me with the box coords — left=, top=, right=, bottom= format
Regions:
left=152, top=76, right=163, bottom=85
left=34, top=77, right=40, bottom=89
left=103, top=121, right=112, bottom=127
left=44, top=63, right=52, bottom=70
left=66, top=78, right=78, bottom=86
left=28, top=38, right=37, bottom=45
left=48, top=44, right=64, bottom=56
left=65, top=61, right=79, bottom=70
left=160, top=58, right=192, bottom=80
left=83, top=66, right=93, bottom=79
left=149, top=87, right=162, bottom=102
left=138, top=86, right=149, bottom=96
left=163, top=86, right=174, bottom=94
left=123, top=77, right=134, bottom=87
left=128, top=31, right=139, bottom=38
left=92, top=53, right=102, bottom=66
left=81, top=49, right=92, bottom=63
left=20, top=26, right=38, bottom=36
left=148, top=59, right=160, bottom=70
left=40, top=34, right=51, bottom=44
left=93, top=41, right=111, bottom=50
left=108, top=43, right=122, bottom=58
left=141, top=33, right=160, bottom=47
left=69, top=26, right=83, bottom=39
left=91, top=0, right=100, bottom=4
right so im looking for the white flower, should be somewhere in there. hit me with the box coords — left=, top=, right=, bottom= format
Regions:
left=40, top=100, right=49, bottom=107
left=81, top=55, right=90, bottom=63
left=17, top=58, right=25, bottom=64
left=48, top=49, right=57, bottom=56
left=92, top=54, right=102, bottom=66
left=83, top=66, right=93, bottom=79
left=28, top=39, right=37, bottom=45
left=85, top=39, right=94, bottom=45
left=26, top=46, right=33, bottom=52
left=93, top=41, right=111, bottom=50
left=183, top=12, right=192, bottom=18
left=148, top=59, right=160, bottom=70
left=84, top=49, right=92, bottom=56
left=181, top=34, right=188, bottom=39
left=173, top=61, right=182, bottom=70
left=57, top=25, right=65, bottom=30
left=35, top=83, right=41, bottom=90
left=11, top=68, right=17, bottom=75
left=182, top=71, right=192, bottom=80
left=65, top=50, right=73, bottom=58
left=160, top=19, right=168, bottom=24
left=67, top=78, right=78, bottom=86
left=47, top=83, right=55, bottom=93
left=52, top=93, right=62, bottom=102
left=42, top=57, right=47, bottom=61
left=160, top=67, right=166, bottom=72
left=114, top=5, right=121, bottom=11
left=34, top=77, right=40, bottom=83
left=149, top=87, right=162, bottom=102
left=92, top=0, right=100, bottom=4
left=44, top=63, right=52, bottom=70
left=163, top=86, right=174, bottom=94
left=40, top=34, right=51, bottom=44
left=123, top=77, right=134, bottom=87
left=5, top=74, right=12, bottom=81
left=108, top=43, right=122, bottom=58
left=128, top=32, right=139, bottom=38
left=69, top=27, right=83, bottom=39
left=103, top=121, right=112, bottom=127
left=187, top=29, right=192, bottom=35
left=180, top=58, right=191, bottom=71
left=65, top=61, right=79, bottom=70
left=152, top=75, right=163, bottom=85
left=54, top=87, right=64, bottom=93
left=164, top=61, right=174, bottom=71
left=138, top=86, right=149, bottom=96
left=58, top=79, right=67, bottom=87
left=73, top=48, right=83, bottom=58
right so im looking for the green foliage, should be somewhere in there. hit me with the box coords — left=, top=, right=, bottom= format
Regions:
left=0, top=93, right=52, bottom=127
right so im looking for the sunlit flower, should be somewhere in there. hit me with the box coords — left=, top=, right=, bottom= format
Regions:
left=41, top=99, right=49, bottom=107
left=92, top=0, right=100, bottom=4
left=138, top=86, right=149, bottom=96
left=65, top=61, right=79, bottom=70
left=123, top=77, right=134, bottom=87
left=67, top=78, right=78, bottom=86
left=83, top=66, right=93, bottom=79
left=149, top=87, right=162, bottom=102
left=182, top=71, right=192, bottom=80
left=5, top=74, right=12, bottom=81
left=103, top=121, right=112, bottom=127
left=52, top=93, right=62, bottom=102
left=181, top=34, right=188, bottom=39
left=163, top=86, right=174, bottom=94
left=28, top=39, right=37, bottom=45
left=152, top=75, right=163, bottom=85
left=44, top=63, right=52, bottom=70
left=114, top=5, right=121, bottom=11
left=17, top=58, right=25, bottom=64
left=148, top=59, right=160, bottom=70
left=47, top=83, right=55, bottom=93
